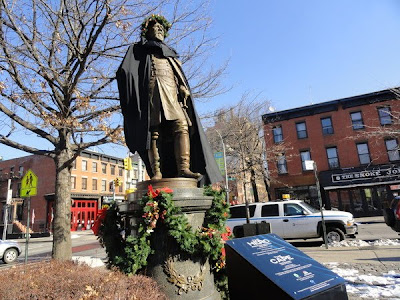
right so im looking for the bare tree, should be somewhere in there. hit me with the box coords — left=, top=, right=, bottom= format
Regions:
left=0, top=0, right=227, bottom=260
left=205, top=92, right=289, bottom=203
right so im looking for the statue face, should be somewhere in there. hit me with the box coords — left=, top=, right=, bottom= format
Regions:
left=146, top=21, right=165, bottom=42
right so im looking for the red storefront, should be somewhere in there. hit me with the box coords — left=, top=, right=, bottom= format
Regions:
left=47, top=196, right=101, bottom=232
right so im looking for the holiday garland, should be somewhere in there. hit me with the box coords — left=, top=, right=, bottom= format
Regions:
left=97, top=185, right=231, bottom=299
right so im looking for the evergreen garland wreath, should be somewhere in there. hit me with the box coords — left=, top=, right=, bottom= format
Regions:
left=98, top=184, right=231, bottom=298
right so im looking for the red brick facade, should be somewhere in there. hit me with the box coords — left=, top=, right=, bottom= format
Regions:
left=263, top=89, right=400, bottom=216
left=0, top=150, right=125, bottom=234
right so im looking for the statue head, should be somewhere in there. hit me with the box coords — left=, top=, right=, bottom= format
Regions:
left=141, top=14, right=171, bottom=41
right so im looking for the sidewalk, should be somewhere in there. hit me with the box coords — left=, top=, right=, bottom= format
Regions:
left=354, top=215, right=386, bottom=224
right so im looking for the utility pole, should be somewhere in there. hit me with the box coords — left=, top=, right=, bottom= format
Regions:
left=25, top=193, right=31, bottom=264
left=2, top=179, right=11, bottom=240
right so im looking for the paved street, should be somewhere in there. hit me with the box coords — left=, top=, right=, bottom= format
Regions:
left=1, top=216, right=399, bottom=299
left=0, top=230, right=106, bottom=269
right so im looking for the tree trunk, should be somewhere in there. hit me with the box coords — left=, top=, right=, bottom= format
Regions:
left=250, top=168, right=259, bottom=202
left=263, top=175, right=272, bottom=202
left=52, top=148, right=73, bottom=260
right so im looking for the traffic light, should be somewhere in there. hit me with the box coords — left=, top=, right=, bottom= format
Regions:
left=123, top=157, right=132, bottom=170
left=114, top=178, right=122, bottom=187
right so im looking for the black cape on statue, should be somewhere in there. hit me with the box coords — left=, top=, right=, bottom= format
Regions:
left=116, top=39, right=223, bottom=185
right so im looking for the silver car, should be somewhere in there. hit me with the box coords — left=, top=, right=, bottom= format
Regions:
left=0, top=240, right=21, bottom=264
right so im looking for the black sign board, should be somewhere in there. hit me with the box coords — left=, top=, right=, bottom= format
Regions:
left=225, top=234, right=347, bottom=300
left=319, top=163, right=400, bottom=189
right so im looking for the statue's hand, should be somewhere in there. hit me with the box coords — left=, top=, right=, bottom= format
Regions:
left=179, top=85, right=190, bottom=108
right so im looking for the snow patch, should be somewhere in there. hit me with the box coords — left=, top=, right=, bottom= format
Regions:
left=72, top=256, right=105, bottom=268
left=326, top=266, right=400, bottom=299
left=324, top=239, right=400, bottom=248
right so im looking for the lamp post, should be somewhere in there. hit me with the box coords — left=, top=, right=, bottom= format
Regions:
left=215, top=129, right=229, bottom=202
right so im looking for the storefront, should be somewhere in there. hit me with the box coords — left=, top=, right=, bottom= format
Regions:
left=46, top=193, right=102, bottom=232
left=319, top=164, right=400, bottom=217
left=275, top=185, right=320, bottom=208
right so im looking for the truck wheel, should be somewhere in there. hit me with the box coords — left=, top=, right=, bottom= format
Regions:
left=324, top=227, right=345, bottom=243
left=3, top=248, right=18, bottom=264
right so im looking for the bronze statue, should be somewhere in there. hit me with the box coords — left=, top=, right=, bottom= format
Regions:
left=117, top=15, right=222, bottom=185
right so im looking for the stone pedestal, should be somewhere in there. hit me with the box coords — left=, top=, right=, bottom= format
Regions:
left=119, top=178, right=220, bottom=300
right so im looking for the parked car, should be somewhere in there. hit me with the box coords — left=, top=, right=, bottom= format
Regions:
left=0, top=240, right=21, bottom=264
left=226, top=200, right=358, bottom=243
left=383, top=196, right=400, bottom=233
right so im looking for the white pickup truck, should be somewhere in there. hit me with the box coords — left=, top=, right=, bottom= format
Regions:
left=226, top=200, right=358, bottom=243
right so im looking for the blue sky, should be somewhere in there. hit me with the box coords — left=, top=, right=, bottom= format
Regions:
left=2, top=0, right=400, bottom=160
left=197, top=0, right=400, bottom=114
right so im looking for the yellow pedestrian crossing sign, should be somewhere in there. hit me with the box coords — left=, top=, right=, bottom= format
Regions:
left=20, top=169, right=38, bottom=197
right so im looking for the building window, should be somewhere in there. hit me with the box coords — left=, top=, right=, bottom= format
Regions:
left=71, top=176, right=76, bottom=189
left=92, top=178, right=98, bottom=191
left=118, top=167, right=123, bottom=176
left=82, top=177, right=87, bottom=190
left=296, top=122, right=307, bottom=139
left=72, top=160, right=76, bottom=169
left=110, top=165, right=115, bottom=176
left=326, top=147, right=339, bottom=169
left=378, top=107, right=392, bottom=125
left=119, top=184, right=123, bottom=193
left=82, top=160, right=88, bottom=171
left=101, top=163, right=107, bottom=174
left=321, top=117, right=334, bottom=135
left=300, top=150, right=311, bottom=171
left=133, top=169, right=138, bottom=179
left=272, top=126, right=283, bottom=143
left=92, top=162, right=98, bottom=173
left=357, top=143, right=371, bottom=165
left=350, top=112, right=364, bottom=130
left=18, top=166, right=24, bottom=177
left=276, top=154, right=288, bottom=174
left=101, top=179, right=107, bottom=192
left=385, top=139, right=400, bottom=161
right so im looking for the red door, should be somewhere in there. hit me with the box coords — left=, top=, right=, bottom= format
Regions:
left=70, top=200, right=98, bottom=231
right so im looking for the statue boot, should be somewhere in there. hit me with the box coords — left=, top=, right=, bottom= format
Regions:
left=148, top=131, right=162, bottom=180
left=175, top=130, right=201, bottom=179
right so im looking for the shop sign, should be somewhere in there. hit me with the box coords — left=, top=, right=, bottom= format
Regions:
left=332, top=165, right=400, bottom=183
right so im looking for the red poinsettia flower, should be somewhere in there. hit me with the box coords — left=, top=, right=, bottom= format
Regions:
left=221, top=226, right=232, bottom=241
left=159, top=187, right=173, bottom=194
left=147, top=185, right=158, bottom=198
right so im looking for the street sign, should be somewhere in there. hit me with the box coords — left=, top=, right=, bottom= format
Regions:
left=20, top=169, right=38, bottom=197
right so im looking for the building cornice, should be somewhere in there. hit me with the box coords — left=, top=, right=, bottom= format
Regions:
left=262, top=88, right=397, bottom=124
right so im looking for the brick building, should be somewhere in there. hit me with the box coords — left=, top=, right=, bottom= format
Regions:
left=263, top=88, right=400, bottom=217
left=0, top=150, right=129, bottom=235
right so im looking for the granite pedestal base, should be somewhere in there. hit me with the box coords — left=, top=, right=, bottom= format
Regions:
left=119, top=178, right=220, bottom=300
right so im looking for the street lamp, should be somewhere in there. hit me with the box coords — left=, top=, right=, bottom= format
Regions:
left=214, top=129, right=229, bottom=202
